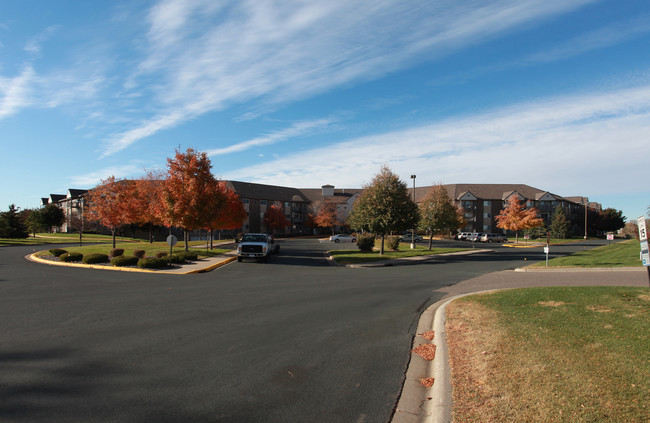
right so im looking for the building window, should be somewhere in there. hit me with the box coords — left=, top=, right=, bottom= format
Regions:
left=526, top=200, right=534, bottom=207
left=463, top=201, right=473, bottom=209
left=260, top=200, right=267, bottom=206
left=483, top=212, right=491, bottom=219
left=483, top=200, right=491, bottom=207
left=242, top=199, right=250, bottom=205
left=483, top=224, right=491, bottom=231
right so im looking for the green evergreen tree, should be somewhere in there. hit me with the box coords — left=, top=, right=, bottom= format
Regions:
left=0, top=204, right=29, bottom=238
left=24, top=208, right=46, bottom=236
left=347, top=165, right=419, bottom=254
left=549, top=205, right=570, bottom=239
left=41, top=203, right=65, bottom=233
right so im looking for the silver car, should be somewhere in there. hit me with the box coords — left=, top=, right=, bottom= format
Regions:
left=398, top=233, right=424, bottom=242
left=329, top=234, right=357, bottom=243
left=480, top=233, right=508, bottom=243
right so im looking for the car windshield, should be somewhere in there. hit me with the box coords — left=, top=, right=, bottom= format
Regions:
left=241, top=234, right=267, bottom=242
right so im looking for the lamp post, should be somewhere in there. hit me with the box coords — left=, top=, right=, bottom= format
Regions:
left=584, top=198, right=588, bottom=240
left=410, top=175, right=416, bottom=249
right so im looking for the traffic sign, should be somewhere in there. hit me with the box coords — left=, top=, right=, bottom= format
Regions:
left=638, top=216, right=649, bottom=267
left=167, top=235, right=178, bottom=246
left=638, top=216, right=647, bottom=242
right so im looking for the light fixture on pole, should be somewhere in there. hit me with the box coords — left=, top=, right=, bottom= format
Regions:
left=410, top=175, right=416, bottom=249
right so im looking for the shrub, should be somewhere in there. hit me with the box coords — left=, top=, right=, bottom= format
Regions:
left=356, top=234, right=375, bottom=252
left=170, top=254, right=186, bottom=264
left=176, top=251, right=198, bottom=261
left=110, top=248, right=124, bottom=257
left=386, top=235, right=400, bottom=250
left=83, top=253, right=109, bottom=264
left=111, top=256, right=139, bottom=267
left=49, top=248, right=67, bottom=257
left=133, top=249, right=146, bottom=259
left=155, top=251, right=168, bottom=258
left=137, top=257, right=168, bottom=269
left=59, top=252, right=83, bottom=262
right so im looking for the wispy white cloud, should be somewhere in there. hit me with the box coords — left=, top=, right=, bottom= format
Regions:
left=24, top=26, right=59, bottom=55
left=206, top=118, right=335, bottom=156
left=69, top=163, right=144, bottom=187
left=527, top=14, right=650, bottom=63
left=0, top=65, right=35, bottom=119
left=106, top=0, right=597, bottom=155
left=226, top=83, right=650, bottom=197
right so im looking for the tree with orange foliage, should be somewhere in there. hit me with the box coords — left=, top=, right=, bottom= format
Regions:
left=264, top=203, right=290, bottom=234
left=129, top=171, right=164, bottom=242
left=158, top=148, right=220, bottom=251
left=314, top=200, right=338, bottom=235
left=206, top=182, right=245, bottom=248
left=495, top=196, right=544, bottom=243
left=87, top=176, right=134, bottom=248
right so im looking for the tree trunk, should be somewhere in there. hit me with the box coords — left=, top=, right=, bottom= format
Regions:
left=111, top=228, right=116, bottom=249
left=379, top=234, right=385, bottom=255
left=149, top=224, right=153, bottom=243
left=184, top=230, right=189, bottom=251
left=428, top=234, right=433, bottom=251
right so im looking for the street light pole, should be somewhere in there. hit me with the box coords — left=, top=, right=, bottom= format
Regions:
left=410, top=175, right=416, bottom=249
left=584, top=198, right=588, bottom=240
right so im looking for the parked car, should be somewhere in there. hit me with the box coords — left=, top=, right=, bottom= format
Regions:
left=480, top=233, right=508, bottom=243
left=397, top=233, right=424, bottom=242
left=467, top=232, right=483, bottom=242
left=455, top=232, right=472, bottom=240
left=329, top=234, right=357, bottom=243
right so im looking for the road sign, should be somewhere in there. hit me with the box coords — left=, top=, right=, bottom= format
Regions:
left=167, top=235, right=178, bottom=246
left=607, top=234, right=614, bottom=241
left=638, top=216, right=649, bottom=267
left=641, top=240, right=650, bottom=266
left=638, top=216, right=647, bottom=242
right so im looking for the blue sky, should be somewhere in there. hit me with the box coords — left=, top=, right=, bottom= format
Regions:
left=1, top=0, right=649, bottom=222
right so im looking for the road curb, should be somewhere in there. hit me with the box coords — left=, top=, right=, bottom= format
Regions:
left=514, top=266, right=645, bottom=272
left=27, top=252, right=236, bottom=275
left=345, top=249, right=492, bottom=268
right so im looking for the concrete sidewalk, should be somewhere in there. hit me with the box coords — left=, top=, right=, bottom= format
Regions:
left=392, top=267, right=649, bottom=423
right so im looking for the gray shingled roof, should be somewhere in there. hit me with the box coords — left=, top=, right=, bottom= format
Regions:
left=226, top=180, right=310, bottom=202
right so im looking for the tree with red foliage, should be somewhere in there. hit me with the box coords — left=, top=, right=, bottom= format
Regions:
left=264, top=203, right=290, bottom=234
left=495, top=196, right=544, bottom=243
left=87, top=176, right=134, bottom=248
left=128, top=171, right=164, bottom=242
left=314, top=200, right=338, bottom=235
left=204, top=182, right=245, bottom=248
left=158, top=148, right=220, bottom=251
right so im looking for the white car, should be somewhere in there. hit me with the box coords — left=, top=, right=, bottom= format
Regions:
left=329, top=234, right=357, bottom=243
left=480, top=233, right=508, bottom=243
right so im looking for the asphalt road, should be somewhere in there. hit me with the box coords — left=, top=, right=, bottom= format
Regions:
left=0, top=238, right=633, bottom=422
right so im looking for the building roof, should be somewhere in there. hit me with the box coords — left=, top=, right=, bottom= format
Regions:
left=49, top=194, right=66, bottom=203
left=299, top=188, right=363, bottom=203
left=67, top=189, right=89, bottom=198
left=226, top=180, right=310, bottom=203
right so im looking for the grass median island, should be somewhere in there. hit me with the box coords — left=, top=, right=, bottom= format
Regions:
left=34, top=241, right=231, bottom=263
left=329, top=242, right=469, bottom=264
left=446, top=287, right=649, bottom=422
left=531, top=239, right=642, bottom=268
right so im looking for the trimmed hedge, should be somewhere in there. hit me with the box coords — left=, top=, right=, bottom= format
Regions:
left=83, top=253, right=109, bottom=264
left=111, top=256, right=139, bottom=267
left=386, top=235, right=400, bottom=250
left=110, top=248, right=124, bottom=257
left=59, top=252, right=83, bottom=262
left=155, top=251, right=168, bottom=258
left=49, top=248, right=67, bottom=257
left=137, top=257, right=168, bottom=269
left=170, top=254, right=186, bottom=264
left=133, top=249, right=146, bottom=259
left=356, top=234, right=376, bottom=252
left=176, top=251, right=198, bottom=261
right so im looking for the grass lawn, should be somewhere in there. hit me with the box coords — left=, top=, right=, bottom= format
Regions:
left=329, top=242, right=469, bottom=264
left=531, top=239, right=643, bottom=268
left=446, top=286, right=649, bottom=422
left=33, top=240, right=232, bottom=259
left=0, top=233, right=143, bottom=246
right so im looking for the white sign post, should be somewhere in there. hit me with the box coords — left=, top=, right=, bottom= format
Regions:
left=637, top=216, right=650, bottom=288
